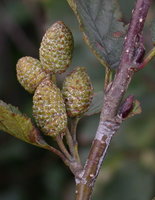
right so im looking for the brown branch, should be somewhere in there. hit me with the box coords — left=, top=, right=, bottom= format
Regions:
left=75, top=0, right=152, bottom=199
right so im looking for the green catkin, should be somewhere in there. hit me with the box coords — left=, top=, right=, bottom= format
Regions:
left=39, top=21, right=74, bottom=74
left=33, top=77, right=67, bottom=137
left=16, top=56, right=47, bottom=94
left=62, top=67, right=93, bottom=117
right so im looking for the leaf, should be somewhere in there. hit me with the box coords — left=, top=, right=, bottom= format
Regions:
left=150, top=20, right=155, bottom=45
left=124, top=99, right=142, bottom=119
left=130, top=99, right=142, bottom=116
left=84, top=91, right=104, bottom=116
left=0, top=100, right=48, bottom=149
left=67, top=0, right=126, bottom=69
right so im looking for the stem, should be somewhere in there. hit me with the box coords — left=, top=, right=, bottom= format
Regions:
left=75, top=120, right=121, bottom=200
left=65, top=128, right=75, bottom=156
left=71, top=117, right=80, bottom=145
left=66, top=128, right=81, bottom=163
left=138, top=46, right=155, bottom=70
left=70, top=117, right=81, bottom=163
left=55, top=135, right=72, bottom=161
left=104, top=67, right=113, bottom=90
left=75, top=0, right=152, bottom=199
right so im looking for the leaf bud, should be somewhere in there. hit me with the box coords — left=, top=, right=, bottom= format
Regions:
left=118, top=95, right=134, bottom=118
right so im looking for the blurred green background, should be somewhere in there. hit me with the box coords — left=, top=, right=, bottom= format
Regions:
left=0, top=0, right=155, bottom=199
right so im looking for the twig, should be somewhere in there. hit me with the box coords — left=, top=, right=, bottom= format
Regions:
left=65, top=128, right=81, bottom=163
left=138, top=46, right=155, bottom=70
left=75, top=0, right=152, bottom=199
left=55, top=135, right=72, bottom=161
left=104, top=67, right=113, bottom=90
left=65, top=128, right=75, bottom=155
left=70, top=117, right=81, bottom=163
left=71, top=117, right=80, bottom=145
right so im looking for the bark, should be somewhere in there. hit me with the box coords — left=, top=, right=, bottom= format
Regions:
left=75, top=0, right=152, bottom=199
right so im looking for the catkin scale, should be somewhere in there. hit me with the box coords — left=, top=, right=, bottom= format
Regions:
left=39, top=21, right=73, bottom=74
left=16, top=56, right=47, bottom=93
left=62, top=67, right=93, bottom=117
left=33, top=77, right=67, bottom=136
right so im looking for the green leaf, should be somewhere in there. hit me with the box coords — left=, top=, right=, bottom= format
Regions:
left=0, top=100, right=48, bottom=149
left=84, top=91, right=104, bottom=116
left=67, top=0, right=126, bottom=68
left=125, top=99, right=142, bottom=119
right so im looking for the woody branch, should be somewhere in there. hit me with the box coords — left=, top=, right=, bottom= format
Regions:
left=75, top=0, right=152, bottom=199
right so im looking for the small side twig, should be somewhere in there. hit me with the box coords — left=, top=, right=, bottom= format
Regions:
left=104, top=67, right=113, bottom=90
left=70, top=117, right=81, bottom=163
left=55, top=135, right=72, bottom=161
left=65, top=128, right=75, bottom=155
left=138, top=46, right=155, bottom=70
left=71, top=117, right=80, bottom=145
left=65, top=128, right=81, bottom=164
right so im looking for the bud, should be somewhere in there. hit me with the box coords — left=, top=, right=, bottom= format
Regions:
left=16, top=56, right=47, bottom=93
left=39, top=21, right=73, bottom=74
left=118, top=95, right=134, bottom=118
left=33, top=77, right=67, bottom=136
left=62, top=67, right=93, bottom=117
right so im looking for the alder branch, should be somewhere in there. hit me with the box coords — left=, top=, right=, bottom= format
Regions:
left=75, top=0, right=152, bottom=199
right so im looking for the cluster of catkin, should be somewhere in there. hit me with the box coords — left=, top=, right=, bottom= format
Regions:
left=16, top=21, right=93, bottom=137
